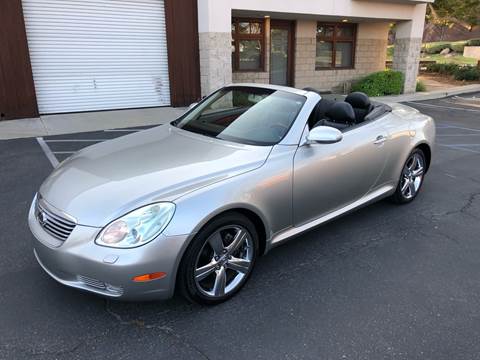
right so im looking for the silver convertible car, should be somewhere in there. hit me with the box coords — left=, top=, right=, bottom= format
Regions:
left=29, top=84, right=435, bottom=304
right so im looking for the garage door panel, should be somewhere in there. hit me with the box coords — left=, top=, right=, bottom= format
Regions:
left=33, top=78, right=170, bottom=113
left=23, top=0, right=171, bottom=114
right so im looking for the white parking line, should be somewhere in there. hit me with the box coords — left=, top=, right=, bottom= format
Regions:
left=437, top=125, right=480, bottom=133
left=36, top=137, right=59, bottom=167
left=52, top=151, right=76, bottom=154
left=103, top=129, right=141, bottom=132
left=439, top=144, right=480, bottom=154
left=440, top=143, right=480, bottom=146
left=405, top=101, right=480, bottom=113
left=45, top=139, right=110, bottom=143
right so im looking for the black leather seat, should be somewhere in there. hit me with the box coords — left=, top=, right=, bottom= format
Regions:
left=308, top=98, right=335, bottom=129
left=345, top=92, right=374, bottom=123
left=314, top=102, right=356, bottom=130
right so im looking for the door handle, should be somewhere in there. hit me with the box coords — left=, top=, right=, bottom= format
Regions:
left=374, top=135, right=387, bottom=145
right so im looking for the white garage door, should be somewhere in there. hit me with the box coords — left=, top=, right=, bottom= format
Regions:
left=22, top=0, right=171, bottom=114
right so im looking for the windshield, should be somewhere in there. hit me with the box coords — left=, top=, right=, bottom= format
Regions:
left=172, top=87, right=306, bottom=146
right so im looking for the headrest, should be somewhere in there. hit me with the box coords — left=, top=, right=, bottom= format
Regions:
left=345, top=92, right=371, bottom=109
left=326, top=102, right=355, bottom=124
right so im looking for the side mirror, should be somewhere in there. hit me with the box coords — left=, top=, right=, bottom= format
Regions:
left=188, top=102, right=198, bottom=110
left=306, top=126, right=343, bottom=144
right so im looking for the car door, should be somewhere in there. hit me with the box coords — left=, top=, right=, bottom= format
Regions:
left=293, top=119, right=390, bottom=226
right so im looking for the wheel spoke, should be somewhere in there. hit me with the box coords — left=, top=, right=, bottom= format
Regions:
left=408, top=154, right=417, bottom=170
left=226, top=257, right=251, bottom=274
left=401, top=178, right=410, bottom=194
left=212, top=266, right=226, bottom=296
left=412, top=166, right=424, bottom=178
left=195, top=261, right=217, bottom=281
left=408, top=181, right=416, bottom=196
left=226, top=229, right=248, bottom=255
left=208, top=232, right=225, bottom=255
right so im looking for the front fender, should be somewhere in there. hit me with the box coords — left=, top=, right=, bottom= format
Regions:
left=163, top=145, right=297, bottom=247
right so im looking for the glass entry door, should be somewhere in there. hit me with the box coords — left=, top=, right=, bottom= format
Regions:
left=270, top=21, right=294, bottom=86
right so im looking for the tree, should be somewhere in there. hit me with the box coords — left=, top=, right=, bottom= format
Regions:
left=454, top=0, right=480, bottom=31
left=427, top=0, right=480, bottom=37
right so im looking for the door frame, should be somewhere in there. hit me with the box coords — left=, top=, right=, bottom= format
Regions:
left=269, top=20, right=296, bottom=87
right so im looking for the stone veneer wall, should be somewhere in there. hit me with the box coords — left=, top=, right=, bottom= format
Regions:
left=294, top=21, right=389, bottom=92
left=232, top=71, right=270, bottom=83
left=199, top=32, right=232, bottom=97
left=392, top=37, right=422, bottom=94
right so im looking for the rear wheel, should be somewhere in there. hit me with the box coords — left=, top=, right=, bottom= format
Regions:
left=390, top=148, right=426, bottom=204
left=177, top=213, right=258, bottom=305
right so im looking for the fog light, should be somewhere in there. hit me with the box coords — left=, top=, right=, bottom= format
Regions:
left=105, top=283, right=123, bottom=295
left=132, top=272, right=167, bottom=282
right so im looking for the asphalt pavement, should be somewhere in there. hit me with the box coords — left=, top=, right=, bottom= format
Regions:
left=0, top=94, right=479, bottom=359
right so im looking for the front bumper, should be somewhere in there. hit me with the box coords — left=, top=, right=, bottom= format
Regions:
left=28, top=199, right=190, bottom=301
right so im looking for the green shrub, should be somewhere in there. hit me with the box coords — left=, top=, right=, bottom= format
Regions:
left=425, top=63, right=460, bottom=75
left=450, top=41, right=467, bottom=53
left=424, top=62, right=480, bottom=80
left=467, top=38, right=480, bottom=46
left=351, top=70, right=404, bottom=97
left=424, top=42, right=451, bottom=54
left=424, top=63, right=441, bottom=72
left=416, top=80, right=427, bottom=92
left=453, top=66, right=480, bottom=81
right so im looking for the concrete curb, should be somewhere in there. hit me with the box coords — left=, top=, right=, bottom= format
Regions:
left=0, top=107, right=187, bottom=140
left=374, top=84, right=480, bottom=103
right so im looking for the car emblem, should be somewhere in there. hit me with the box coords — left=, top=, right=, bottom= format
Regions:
left=38, top=211, right=48, bottom=225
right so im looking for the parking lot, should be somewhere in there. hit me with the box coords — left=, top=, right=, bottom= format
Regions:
left=1, top=94, right=480, bottom=359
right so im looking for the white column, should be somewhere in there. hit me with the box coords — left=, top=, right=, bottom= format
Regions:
left=197, top=0, right=232, bottom=97
left=393, top=4, right=426, bottom=94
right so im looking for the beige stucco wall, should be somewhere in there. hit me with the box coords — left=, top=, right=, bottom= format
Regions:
left=232, top=0, right=431, bottom=23
left=294, top=21, right=390, bottom=92
left=463, top=46, right=480, bottom=60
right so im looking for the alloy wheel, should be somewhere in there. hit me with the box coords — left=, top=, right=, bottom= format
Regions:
left=400, top=152, right=425, bottom=199
left=194, top=225, right=254, bottom=298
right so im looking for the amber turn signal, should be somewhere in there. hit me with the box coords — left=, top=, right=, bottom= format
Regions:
left=132, top=272, right=167, bottom=282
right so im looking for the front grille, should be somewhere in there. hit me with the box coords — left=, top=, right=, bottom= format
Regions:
left=77, top=275, right=124, bottom=296
left=78, top=275, right=106, bottom=290
left=35, top=198, right=76, bottom=241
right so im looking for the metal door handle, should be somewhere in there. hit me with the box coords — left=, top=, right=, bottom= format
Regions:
left=374, top=135, right=387, bottom=145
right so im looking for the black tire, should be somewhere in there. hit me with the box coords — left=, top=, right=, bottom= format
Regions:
left=177, top=212, right=259, bottom=305
left=390, top=148, right=426, bottom=204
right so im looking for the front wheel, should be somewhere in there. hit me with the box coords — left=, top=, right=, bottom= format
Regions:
left=390, top=148, right=426, bottom=204
left=177, top=213, right=258, bottom=305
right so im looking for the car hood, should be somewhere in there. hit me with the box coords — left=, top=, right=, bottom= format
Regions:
left=39, top=125, right=272, bottom=227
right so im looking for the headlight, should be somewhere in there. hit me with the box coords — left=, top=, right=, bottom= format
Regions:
left=95, top=202, right=175, bottom=248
